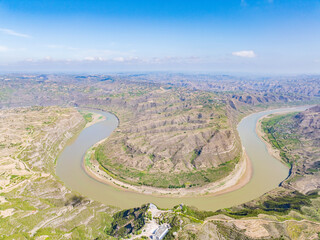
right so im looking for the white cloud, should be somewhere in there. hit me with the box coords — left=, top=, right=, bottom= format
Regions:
left=113, top=57, right=125, bottom=62
left=44, top=56, right=52, bottom=61
left=0, top=45, right=8, bottom=52
left=232, top=50, right=256, bottom=58
left=47, top=44, right=77, bottom=50
left=24, top=58, right=34, bottom=62
left=84, top=56, right=96, bottom=61
left=83, top=56, right=106, bottom=61
left=0, top=28, right=31, bottom=38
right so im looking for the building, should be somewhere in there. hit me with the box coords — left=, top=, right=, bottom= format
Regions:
left=151, top=224, right=170, bottom=240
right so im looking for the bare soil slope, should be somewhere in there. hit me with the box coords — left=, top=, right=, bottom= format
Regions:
left=95, top=88, right=242, bottom=188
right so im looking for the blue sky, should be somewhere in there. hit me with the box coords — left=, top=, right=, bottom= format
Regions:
left=0, top=0, right=319, bottom=73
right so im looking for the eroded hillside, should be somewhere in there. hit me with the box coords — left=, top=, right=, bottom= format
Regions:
left=0, top=74, right=319, bottom=239
left=261, top=105, right=320, bottom=193
left=191, top=105, right=320, bottom=240
left=1, top=73, right=318, bottom=190
left=134, top=106, right=320, bottom=240
left=0, top=106, right=117, bottom=239
left=93, top=88, right=242, bottom=188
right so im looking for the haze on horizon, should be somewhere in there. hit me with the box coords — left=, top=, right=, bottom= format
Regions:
left=0, top=0, right=319, bottom=74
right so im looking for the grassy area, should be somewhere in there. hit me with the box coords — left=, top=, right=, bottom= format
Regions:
left=261, top=112, right=299, bottom=166
left=214, top=191, right=319, bottom=219
left=190, top=150, right=199, bottom=167
left=83, top=113, right=93, bottom=123
left=85, top=147, right=93, bottom=167
left=261, top=110, right=320, bottom=185
left=174, top=205, right=215, bottom=221
left=79, top=111, right=93, bottom=123
left=94, top=144, right=240, bottom=188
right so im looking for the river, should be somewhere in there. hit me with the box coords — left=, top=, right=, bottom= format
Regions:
left=56, top=106, right=309, bottom=211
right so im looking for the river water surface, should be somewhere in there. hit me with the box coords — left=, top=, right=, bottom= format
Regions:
left=56, top=106, right=309, bottom=211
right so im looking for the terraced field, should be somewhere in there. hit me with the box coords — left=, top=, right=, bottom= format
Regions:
left=0, top=74, right=319, bottom=239
left=0, top=106, right=117, bottom=239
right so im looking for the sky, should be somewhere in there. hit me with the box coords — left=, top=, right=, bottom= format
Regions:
left=0, top=0, right=319, bottom=73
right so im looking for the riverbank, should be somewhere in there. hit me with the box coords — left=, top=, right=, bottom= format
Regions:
left=256, top=114, right=283, bottom=164
left=57, top=107, right=300, bottom=211
left=255, top=106, right=312, bottom=166
left=83, top=141, right=252, bottom=197
left=255, top=108, right=305, bottom=166
left=83, top=111, right=106, bottom=129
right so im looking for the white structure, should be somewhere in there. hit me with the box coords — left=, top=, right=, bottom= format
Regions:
left=149, top=203, right=158, bottom=210
left=151, top=224, right=170, bottom=240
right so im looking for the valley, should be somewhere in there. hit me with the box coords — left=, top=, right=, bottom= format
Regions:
left=0, top=73, right=319, bottom=239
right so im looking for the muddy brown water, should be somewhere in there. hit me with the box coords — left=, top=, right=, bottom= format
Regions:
left=56, top=106, right=309, bottom=211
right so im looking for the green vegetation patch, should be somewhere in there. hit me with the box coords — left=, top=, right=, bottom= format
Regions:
left=174, top=205, right=215, bottom=221
left=0, top=197, right=36, bottom=211
left=261, top=110, right=320, bottom=189
left=108, top=204, right=149, bottom=238
left=261, top=112, right=299, bottom=166
left=215, top=191, right=319, bottom=219
left=82, top=112, right=93, bottom=123
left=95, top=144, right=240, bottom=188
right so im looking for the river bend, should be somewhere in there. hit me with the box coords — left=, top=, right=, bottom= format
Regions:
left=56, top=106, right=308, bottom=211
